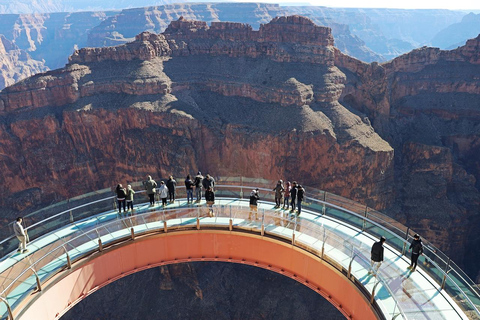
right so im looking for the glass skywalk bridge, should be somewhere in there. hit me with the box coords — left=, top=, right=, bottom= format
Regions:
left=0, top=177, right=478, bottom=320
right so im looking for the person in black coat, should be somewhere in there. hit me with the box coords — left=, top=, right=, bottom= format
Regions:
left=115, top=184, right=127, bottom=214
left=408, top=234, right=423, bottom=271
left=370, top=236, right=386, bottom=274
left=290, top=181, right=298, bottom=213
left=205, top=186, right=215, bottom=217
left=296, top=185, right=305, bottom=215
left=166, top=176, right=177, bottom=203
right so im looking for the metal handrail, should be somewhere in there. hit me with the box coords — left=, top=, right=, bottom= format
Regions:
left=0, top=180, right=478, bottom=316
left=0, top=204, right=408, bottom=320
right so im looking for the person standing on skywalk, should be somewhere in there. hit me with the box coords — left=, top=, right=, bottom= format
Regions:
left=14, top=217, right=28, bottom=254
left=369, top=236, right=386, bottom=275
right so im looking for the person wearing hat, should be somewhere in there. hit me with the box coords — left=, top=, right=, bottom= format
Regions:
left=370, top=236, right=386, bottom=275
left=272, top=180, right=284, bottom=208
left=249, top=188, right=260, bottom=220
left=408, top=234, right=423, bottom=271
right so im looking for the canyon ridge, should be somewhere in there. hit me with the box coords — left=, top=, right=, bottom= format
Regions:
left=0, top=16, right=479, bottom=281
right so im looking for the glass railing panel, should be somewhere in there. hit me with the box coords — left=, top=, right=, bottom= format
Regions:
left=24, top=212, right=71, bottom=242
left=71, top=198, right=116, bottom=223
left=364, top=221, right=405, bottom=254
left=141, top=210, right=166, bottom=227
left=367, top=209, right=409, bottom=235
left=450, top=260, right=480, bottom=298
left=1, top=267, right=37, bottom=316
left=263, top=209, right=292, bottom=230
left=443, top=276, right=480, bottom=317
left=302, top=198, right=325, bottom=214
left=32, top=246, right=66, bottom=282
left=215, top=187, right=243, bottom=199
left=64, top=230, right=99, bottom=260
left=324, top=206, right=364, bottom=231
left=294, top=218, right=325, bottom=253
left=0, top=237, right=20, bottom=259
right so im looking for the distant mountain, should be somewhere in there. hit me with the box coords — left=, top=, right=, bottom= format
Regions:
left=287, top=7, right=465, bottom=61
left=0, top=35, right=47, bottom=89
left=431, top=12, right=480, bottom=49
left=0, top=0, right=185, bottom=13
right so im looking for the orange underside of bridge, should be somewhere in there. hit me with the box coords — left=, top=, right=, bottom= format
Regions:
left=19, top=231, right=378, bottom=320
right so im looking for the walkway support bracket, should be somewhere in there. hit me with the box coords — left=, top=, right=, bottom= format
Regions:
left=370, top=281, right=381, bottom=304
left=33, top=269, right=42, bottom=292
left=348, top=254, right=357, bottom=279
left=0, top=297, right=13, bottom=320
left=63, top=246, right=72, bottom=270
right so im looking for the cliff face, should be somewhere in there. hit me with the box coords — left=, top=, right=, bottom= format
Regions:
left=335, top=35, right=480, bottom=279
left=0, top=16, right=393, bottom=215
left=0, top=35, right=47, bottom=89
left=1, top=16, right=480, bottom=280
left=0, top=11, right=118, bottom=71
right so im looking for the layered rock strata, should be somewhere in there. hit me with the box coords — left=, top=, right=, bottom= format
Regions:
left=2, top=16, right=480, bottom=280
left=335, top=35, right=480, bottom=278
left=0, top=35, right=47, bottom=89
left=0, top=16, right=393, bottom=217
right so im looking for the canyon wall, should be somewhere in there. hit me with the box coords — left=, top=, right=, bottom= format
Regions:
left=0, top=35, right=47, bottom=89
left=0, top=16, right=479, bottom=280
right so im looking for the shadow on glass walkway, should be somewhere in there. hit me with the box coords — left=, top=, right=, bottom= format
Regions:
left=0, top=177, right=478, bottom=320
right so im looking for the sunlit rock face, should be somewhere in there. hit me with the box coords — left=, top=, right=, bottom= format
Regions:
left=0, top=15, right=394, bottom=214
left=0, top=35, right=47, bottom=90
left=1, top=16, right=480, bottom=279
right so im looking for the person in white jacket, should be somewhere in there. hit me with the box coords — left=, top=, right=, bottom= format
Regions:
left=158, top=181, right=169, bottom=207
left=13, top=217, right=28, bottom=253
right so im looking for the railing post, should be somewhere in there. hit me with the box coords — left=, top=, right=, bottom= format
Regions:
left=321, top=228, right=326, bottom=259
left=130, top=227, right=135, bottom=240
left=402, top=227, right=410, bottom=255
left=229, top=206, right=232, bottom=231
left=370, top=281, right=381, bottom=304
left=261, top=208, right=265, bottom=236
left=362, top=206, right=367, bottom=231
left=240, top=176, right=243, bottom=199
left=322, top=192, right=326, bottom=216
left=0, top=297, right=14, bottom=320
left=63, top=246, right=72, bottom=269
left=196, top=206, right=200, bottom=230
left=69, top=210, right=74, bottom=223
left=163, top=211, right=167, bottom=233
left=348, top=247, right=355, bottom=278
left=98, top=238, right=103, bottom=252
left=441, top=258, right=451, bottom=290
left=32, top=269, right=42, bottom=292
left=292, top=214, right=297, bottom=245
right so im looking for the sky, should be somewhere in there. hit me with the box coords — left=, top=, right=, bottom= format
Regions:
left=233, top=0, right=480, bottom=10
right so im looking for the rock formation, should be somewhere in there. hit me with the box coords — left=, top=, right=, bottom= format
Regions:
left=335, top=35, right=480, bottom=279
left=0, top=16, right=479, bottom=280
left=0, top=15, right=393, bottom=213
left=0, top=35, right=47, bottom=89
